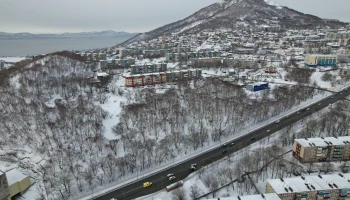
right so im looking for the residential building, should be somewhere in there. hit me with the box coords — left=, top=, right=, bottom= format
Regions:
left=131, top=63, right=167, bottom=75
left=305, top=55, right=337, bottom=67
left=0, top=169, right=31, bottom=200
left=264, top=66, right=277, bottom=73
left=266, top=173, right=350, bottom=200
left=292, top=136, right=350, bottom=163
left=0, top=172, right=9, bottom=200
left=304, top=46, right=332, bottom=54
left=0, top=60, right=4, bottom=70
left=123, top=69, right=202, bottom=87
left=206, top=193, right=281, bottom=200
left=339, top=68, right=350, bottom=78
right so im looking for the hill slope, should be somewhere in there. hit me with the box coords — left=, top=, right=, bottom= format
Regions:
left=121, top=0, right=346, bottom=45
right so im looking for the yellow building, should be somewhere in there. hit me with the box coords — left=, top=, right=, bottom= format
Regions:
left=305, top=55, right=337, bottom=67
left=5, top=169, right=31, bottom=200
left=293, top=136, right=350, bottom=163
left=266, top=173, right=350, bottom=200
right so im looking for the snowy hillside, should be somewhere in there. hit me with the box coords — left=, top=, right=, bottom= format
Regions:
left=121, top=0, right=346, bottom=45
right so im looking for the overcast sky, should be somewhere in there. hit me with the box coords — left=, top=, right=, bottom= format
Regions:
left=0, top=0, right=349, bottom=34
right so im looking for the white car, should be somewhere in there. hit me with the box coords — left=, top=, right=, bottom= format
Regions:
left=169, top=176, right=176, bottom=181
left=267, top=129, right=271, bottom=132
left=275, top=120, right=280, bottom=124
left=167, top=173, right=174, bottom=177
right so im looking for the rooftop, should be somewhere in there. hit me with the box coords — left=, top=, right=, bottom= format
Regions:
left=6, top=169, right=28, bottom=185
left=267, top=173, right=350, bottom=194
left=207, top=193, right=281, bottom=200
left=295, top=136, right=350, bottom=147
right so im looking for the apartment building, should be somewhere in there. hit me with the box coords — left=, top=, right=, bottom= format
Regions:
left=339, top=68, right=350, bottom=78
left=293, top=136, right=350, bottom=163
left=207, top=193, right=281, bottom=200
left=123, top=69, right=202, bottom=87
left=305, top=55, right=337, bottom=67
left=131, top=63, right=167, bottom=75
left=266, top=173, right=350, bottom=200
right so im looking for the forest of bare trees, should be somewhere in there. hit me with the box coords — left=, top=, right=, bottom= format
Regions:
left=0, top=54, right=330, bottom=199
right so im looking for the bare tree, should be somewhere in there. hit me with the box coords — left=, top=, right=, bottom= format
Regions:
left=172, top=188, right=186, bottom=200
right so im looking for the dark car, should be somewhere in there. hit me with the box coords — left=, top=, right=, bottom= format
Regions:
left=250, top=137, right=256, bottom=141
left=222, top=150, right=227, bottom=154
left=229, top=142, right=235, bottom=147
left=222, top=144, right=227, bottom=148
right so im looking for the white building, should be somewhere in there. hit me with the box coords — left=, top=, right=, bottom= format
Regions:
left=206, top=193, right=281, bottom=200
left=266, top=173, right=350, bottom=200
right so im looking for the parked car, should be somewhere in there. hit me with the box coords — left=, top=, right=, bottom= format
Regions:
left=284, top=115, right=289, bottom=119
left=275, top=120, right=280, bottom=124
left=267, top=129, right=271, bottom=132
left=297, top=112, right=300, bottom=115
left=222, top=143, right=227, bottom=148
left=167, top=173, right=174, bottom=177
left=229, top=142, right=235, bottom=147
left=222, top=150, right=227, bottom=154
left=305, top=108, right=310, bottom=111
left=250, top=137, right=256, bottom=141
left=168, top=176, right=176, bottom=181
left=143, top=182, right=152, bottom=188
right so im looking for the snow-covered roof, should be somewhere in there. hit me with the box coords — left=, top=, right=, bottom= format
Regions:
left=6, top=169, right=28, bottom=185
left=96, top=72, right=109, bottom=77
left=267, top=173, right=350, bottom=194
left=295, top=136, right=350, bottom=147
left=207, top=193, right=281, bottom=200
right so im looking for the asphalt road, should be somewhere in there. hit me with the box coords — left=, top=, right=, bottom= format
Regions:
left=94, top=88, right=350, bottom=200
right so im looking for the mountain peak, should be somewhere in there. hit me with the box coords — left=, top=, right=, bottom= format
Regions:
left=121, top=0, right=346, bottom=46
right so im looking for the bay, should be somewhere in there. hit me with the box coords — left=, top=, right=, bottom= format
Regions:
left=0, top=36, right=132, bottom=57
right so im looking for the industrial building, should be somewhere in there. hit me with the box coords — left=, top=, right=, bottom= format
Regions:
left=292, top=136, right=350, bottom=163
left=246, top=82, right=269, bottom=92
left=305, top=55, right=337, bottom=67
left=0, top=169, right=31, bottom=200
left=266, top=173, right=350, bottom=200
left=207, top=193, right=281, bottom=200
left=123, top=69, right=202, bottom=87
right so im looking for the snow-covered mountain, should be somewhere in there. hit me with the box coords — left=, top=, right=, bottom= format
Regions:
left=0, top=30, right=138, bottom=39
left=121, top=0, right=346, bottom=45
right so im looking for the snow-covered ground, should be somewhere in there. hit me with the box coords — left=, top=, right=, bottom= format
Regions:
left=0, top=56, right=27, bottom=63
left=136, top=101, right=350, bottom=200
